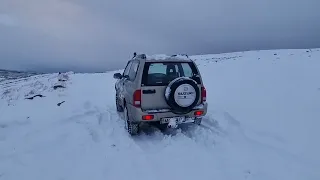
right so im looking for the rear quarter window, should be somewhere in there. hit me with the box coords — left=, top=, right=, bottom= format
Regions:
left=128, top=61, right=139, bottom=81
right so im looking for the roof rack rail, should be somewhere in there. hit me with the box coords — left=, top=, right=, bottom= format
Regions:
left=171, top=54, right=189, bottom=58
left=132, top=52, right=146, bottom=59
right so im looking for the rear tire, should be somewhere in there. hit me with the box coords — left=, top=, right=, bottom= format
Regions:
left=124, top=106, right=139, bottom=136
left=116, top=94, right=123, bottom=112
left=194, top=117, right=202, bottom=125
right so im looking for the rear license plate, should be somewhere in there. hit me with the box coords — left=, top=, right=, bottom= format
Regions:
left=160, top=117, right=186, bottom=124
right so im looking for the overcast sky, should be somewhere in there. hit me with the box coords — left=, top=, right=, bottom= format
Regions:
left=1, top=0, right=320, bottom=72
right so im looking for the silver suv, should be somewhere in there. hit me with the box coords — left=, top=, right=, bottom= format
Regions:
left=113, top=53, right=208, bottom=135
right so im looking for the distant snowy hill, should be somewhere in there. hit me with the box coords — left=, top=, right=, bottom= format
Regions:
left=0, top=48, right=320, bottom=180
left=0, top=69, right=40, bottom=82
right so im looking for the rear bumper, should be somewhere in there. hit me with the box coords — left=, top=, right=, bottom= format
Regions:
left=127, top=102, right=208, bottom=122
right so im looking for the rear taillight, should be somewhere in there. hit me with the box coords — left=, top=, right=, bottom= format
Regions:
left=133, top=89, right=141, bottom=107
left=194, top=110, right=204, bottom=116
left=201, top=86, right=206, bottom=103
left=142, top=115, right=154, bottom=120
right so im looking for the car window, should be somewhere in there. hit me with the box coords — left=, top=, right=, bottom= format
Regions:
left=128, top=61, right=139, bottom=81
left=123, top=61, right=132, bottom=76
left=142, top=62, right=199, bottom=86
left=181, top=63, right=193, bottom=77
left=148, top=63, right=166, bottom=74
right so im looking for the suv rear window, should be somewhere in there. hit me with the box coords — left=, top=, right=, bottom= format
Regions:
left=141, top=62, right=200, bottom=86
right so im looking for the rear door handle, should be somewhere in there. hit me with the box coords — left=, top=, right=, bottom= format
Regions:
left=143, top=89, right=156, bottom=94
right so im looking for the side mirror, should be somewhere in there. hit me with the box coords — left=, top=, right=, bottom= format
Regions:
left=113, top=73, right=122, bottom=79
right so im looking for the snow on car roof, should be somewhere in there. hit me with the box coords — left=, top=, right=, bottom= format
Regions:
left=145, top=54, right=192, bottom=62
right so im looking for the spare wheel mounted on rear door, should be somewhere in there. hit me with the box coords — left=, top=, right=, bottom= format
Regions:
left=165, top=77, right=200, bottom=114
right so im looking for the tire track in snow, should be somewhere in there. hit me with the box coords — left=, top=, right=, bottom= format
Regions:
left=130, top=113, right=225, bottom=152
left=96, top=104, right=226, bottom=152
left=87, top=106, right=245, bottom=179
left=128, top=120, right=225, bottom=180
left=96, top=107, right=161, bottom=180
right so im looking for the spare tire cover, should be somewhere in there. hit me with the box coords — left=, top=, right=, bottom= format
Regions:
left=165, top=77, right=200, bottom=114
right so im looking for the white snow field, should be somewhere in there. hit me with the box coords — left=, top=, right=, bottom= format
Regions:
left=1, top=48, right=320, bottom=180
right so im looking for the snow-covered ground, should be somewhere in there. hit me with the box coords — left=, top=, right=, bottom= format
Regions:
left=1, top=48, right=320, bottom=180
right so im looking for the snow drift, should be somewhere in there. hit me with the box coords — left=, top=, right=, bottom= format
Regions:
left=0, top=48, right=320, bottom=180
